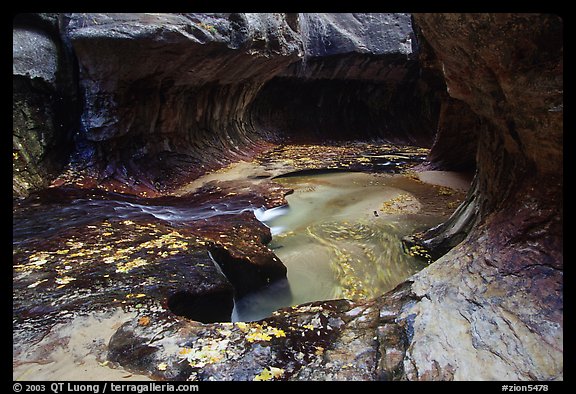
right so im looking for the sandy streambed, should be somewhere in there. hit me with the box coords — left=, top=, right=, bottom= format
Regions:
left=13, top=309, right=152, bottom=381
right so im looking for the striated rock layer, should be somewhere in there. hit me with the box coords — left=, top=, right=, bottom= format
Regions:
left=12, top=13, right=562, bottom=381
left=61, top=13, right=302, bottom=194
left=13, top=13, right=438, bottom=197
left=250, top=13, right=440, bottom=146
left=397, top=13, right=563, bottom=379
left=104, top=10, right=564, bottom=376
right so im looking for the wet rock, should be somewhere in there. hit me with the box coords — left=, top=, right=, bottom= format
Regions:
left=292, top=302, right=380, bottom=380
left=12, top=175, right=296, bottom=347
left=13, top=14, right=77, bottom=198
left=106, top=281, right=427, bottom=381
left=411, top=21, right=480, bottom=174
left=13, top=26, right=59, bottom=85
left=289, top=13, right=416, bottom=79
left=401, top=176, right=479, bottom=262
left=12, top=12, right=563, bottom=382
left=12, top=215, right=234, bottom=339
left=254, top=142, right=428, bottom=175
left=13, top=139, right=462, bottom=380
left=408, top=13, right=562, bottom=263
left=56, top=13, right=440, bottom=195
left=13, top=141, right=441, bottom=379
left=398, top=13, right=563, bottom=380
left=198, top=211, right=288, bottom=298
left=425, top=97, right=480, bottom=172
left=107, top=299, right=370, bottom=381
left=62, top=13, right=302, bottom=193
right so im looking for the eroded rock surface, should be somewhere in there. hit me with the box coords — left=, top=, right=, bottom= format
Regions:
left=398, top=13, right=563, bottom=380
left=61, top=13, right=302, bottom=194
left=108, top=283, right=421, bottom=381
left=252, top=13, right=440, bottom=145
left=13, top=13, right=562, bottom=381
left=13, top=142, right=437, bottom=380
left=13, top=14, right=77, bottom=198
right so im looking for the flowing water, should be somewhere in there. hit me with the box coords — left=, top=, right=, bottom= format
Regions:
left=12, top=190, right=260, bottom=246
left=233, top=171, right=459, bottom=321
left=13, top=171, right=462, bottom=325
left=13, top=161, right=466, bottom=379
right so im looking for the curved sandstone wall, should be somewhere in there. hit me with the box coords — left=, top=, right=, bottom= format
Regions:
left=14, top=13, right=441, bottom=196
left=12, top=13, right=562, bottom=381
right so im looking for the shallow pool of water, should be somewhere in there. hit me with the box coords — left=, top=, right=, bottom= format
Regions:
left=234, top=171, right=459, bottom=321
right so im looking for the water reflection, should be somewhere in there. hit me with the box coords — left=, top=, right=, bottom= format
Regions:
left=246, top=172, right=447, bottom=318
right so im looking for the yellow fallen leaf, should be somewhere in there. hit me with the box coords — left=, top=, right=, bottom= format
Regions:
left=179, top=347, right=193, bottom=357
left=27, top=279, right=48, bottom=288
left=55, top=276, right=76, bottom=285
left=253, top=367, right=284, bottom=381
left=246, top=331, right=272, bottom=342
left=29, top=252, right=50, bottom=262
left=178, top=340, right=228, bottom=368
left=116, top=257, right=148, bottom=273
left=253, top=368, right=273, bottom=381
left=267, top=327, right=286, bottom=338
left=126, top=293, right=146, bottom=299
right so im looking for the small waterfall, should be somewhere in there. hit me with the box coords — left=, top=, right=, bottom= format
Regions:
left=253, top=205, right=290, bottom=235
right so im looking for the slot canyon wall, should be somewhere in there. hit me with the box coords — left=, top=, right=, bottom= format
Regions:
left=13, top=13, right=562, bottom=380
left=14, top=13, right=442, bottom=197
left=13, top=13, right=78, bottom=197
left=393, top=13, right=563, bottom=380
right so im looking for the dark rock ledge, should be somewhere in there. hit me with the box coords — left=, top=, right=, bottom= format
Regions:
left=13, top=13, right=562, bottom=381
left=108, top=282, right=418, bottom=381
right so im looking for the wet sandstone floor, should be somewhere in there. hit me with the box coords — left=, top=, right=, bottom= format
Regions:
left=13, top=142, right=468, bottom=380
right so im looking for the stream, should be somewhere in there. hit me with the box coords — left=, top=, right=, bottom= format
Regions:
left=234, top=171, right=459, bottom=321
left=13, top=170, right=464, bottom=325
left=13, top=156, right=466, bottom=380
